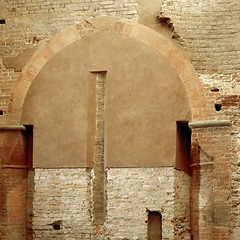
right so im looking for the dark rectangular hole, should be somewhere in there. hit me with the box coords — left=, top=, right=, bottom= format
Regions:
left=0, top=19, right=6, bottom=24
left=148, top=211, right=162, bottom=240
left=24, top=125, right=33, bottom=170
left=53, top=224, right=61, bottom=230
left=0, top=110, right=3, bottom=115
left=176, top=121, right=191, bottom=173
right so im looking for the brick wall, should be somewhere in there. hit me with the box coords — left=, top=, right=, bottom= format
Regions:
left=30, top=168, right=94, bottom=239
left=30, top=168, right=190, bottom=239
left=0, top=1, right=239, bottom=239
left=161, top=2, right=240, bottom=238
left=106, top=168, right=176, bottom=239
left=161, top=0, right=240, bottom=75
left=0, top=129, right=28, bottom=240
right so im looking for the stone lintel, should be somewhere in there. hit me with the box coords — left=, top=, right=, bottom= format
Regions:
left=189, top=120, right=231, bottom=129
left=0, top=125, right=26, bottom=131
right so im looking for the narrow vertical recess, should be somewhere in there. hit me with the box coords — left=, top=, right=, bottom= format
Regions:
left=92, top=71, right=107, bottom=225
left=176, top=121, right=191, bottom=173
left=24, top=125, right=34, bottom=240
left=147, top=211, right=162, bottom=240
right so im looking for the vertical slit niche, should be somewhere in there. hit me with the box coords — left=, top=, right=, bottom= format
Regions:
left=176, top=121, right=191, bottom=173
left=90, top=71, right=107, bottom=225
left=25, top=125, right=33, bottom=170
left=24, top=125, right=34, bottom=240
left=147, top=211, right=162, bottom=240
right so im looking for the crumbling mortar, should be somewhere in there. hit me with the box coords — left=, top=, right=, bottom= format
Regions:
left=158, top=12, right=184, bottom=46
left=86, top=168, right=95, bottom=224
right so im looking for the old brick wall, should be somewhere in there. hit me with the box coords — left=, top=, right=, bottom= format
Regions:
left=106, top=168, right=178, bottom=239
left=0, top=0, right=139, bottom=124
left=0, top=129, right=28, bottom=240
left=161, top=1, right=240, bottom=239
left=0, top=0, right=239, bottom=239
left=30, top=168, right=190, bottom=239
left=30, top=169, right=94, bottom=239
left=160, top=0, right=240, bottom=75
left=190, top=125, right=233, bottom=240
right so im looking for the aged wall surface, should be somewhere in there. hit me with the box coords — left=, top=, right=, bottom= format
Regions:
left=20, top=32, right=190, bottom=168
left=0, top=0, right=139, bottom=124
left=160, top=1, right=240, bottom=239
left=0, top=0, right=239, bottom=240
left=30, top=169, right=93, bottom=239
left=29, top=168, right=190, bottom=240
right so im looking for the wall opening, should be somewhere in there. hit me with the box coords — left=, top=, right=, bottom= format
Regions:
left=24, top=125, right=34, bottom=240
left=215, top=103, right=222, bottom=111
left=53, top=224, right=61, bottom=230
left=176, top=121, right=191, bottom=173
left=51, top=220, right=62, bottom=230
left=0, top=19, right=6, bottom=24
left=24, top=125, right=33, bottom=170
left=147, top=211, right=162, bottom=240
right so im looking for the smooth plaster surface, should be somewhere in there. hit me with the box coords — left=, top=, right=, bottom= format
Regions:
left=21, top=32, right=190, bottom=168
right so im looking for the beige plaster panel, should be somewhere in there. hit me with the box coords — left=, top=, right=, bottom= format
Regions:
left=3, top=48, right=36, bottom=72
left=137, top=0, right=170, bottom=35
left=21, top=32, right=190, bottom=168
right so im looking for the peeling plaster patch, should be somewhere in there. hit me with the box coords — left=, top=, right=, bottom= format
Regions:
left=3, top=47, right=35, bottom=72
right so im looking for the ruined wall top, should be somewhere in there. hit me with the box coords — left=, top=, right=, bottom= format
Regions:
left=160, top=0, right=240, bottom=75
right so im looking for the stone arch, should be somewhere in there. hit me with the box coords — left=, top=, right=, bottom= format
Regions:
left=7, top=16, right=207, bottom=125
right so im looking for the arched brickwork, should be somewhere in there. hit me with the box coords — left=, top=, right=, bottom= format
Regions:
left=7, top=16, right=207, bottom=124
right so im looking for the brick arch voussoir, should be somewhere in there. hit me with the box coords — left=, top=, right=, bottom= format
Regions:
left=7, top=16, right=207, bottom=124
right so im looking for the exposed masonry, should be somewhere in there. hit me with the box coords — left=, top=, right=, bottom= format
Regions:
left=157, top=13, right=183, bottom=44
left=92, top=72, right=107, bottom=225
left=105, top=168, right=190, bottom=240
left=173, top=170, right=191, bottom=239
left=32, top=169, right=94, bottom=239
left=161, top=0, right=240, bottom=75
left=30, top=168, right=190, bottom=239
left=160, top=3, right=240, bottom=238
left=0, top=0, right=139, bottom=122
left=0, top=1, right=240, bottom=239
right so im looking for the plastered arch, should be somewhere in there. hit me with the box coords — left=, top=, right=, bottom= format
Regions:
left=7, top=16, right=207, bottom=124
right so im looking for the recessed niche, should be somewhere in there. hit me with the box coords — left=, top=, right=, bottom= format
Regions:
left=147, top=210, right=162, bottom=240
left=0, top=110, right=3, bottom=115
left=0, top=19, right=6, bottom=24
left=210, top=87, right=219, bottom=92
left=176, top=121, right=191, bottom=173
left=51, top=220, right=62, bottom=230
left=215, top=104, right=222, bottom=111
left=53, top=224, right=60, bottom=230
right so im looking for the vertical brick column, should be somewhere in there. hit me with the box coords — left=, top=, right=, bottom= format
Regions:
left=0, top=126, right=28, bottom=240
left=189, top=120, right=232, bottom=240
left=91, top=71, right=107, bottom=226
